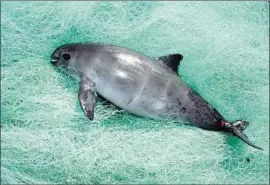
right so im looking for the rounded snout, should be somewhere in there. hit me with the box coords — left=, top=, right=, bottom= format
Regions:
left=51, top=58, right=58, bottom=65
left=50, top=51, right=59, bottom=66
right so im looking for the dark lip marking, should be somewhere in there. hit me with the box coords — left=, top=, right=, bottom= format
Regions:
left=51, top=59, right=58, bottom=65
left=51, top=55, right=59, bottom=65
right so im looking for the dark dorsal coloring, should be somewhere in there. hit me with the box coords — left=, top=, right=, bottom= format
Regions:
left=157, top=54, right=183, bottom=74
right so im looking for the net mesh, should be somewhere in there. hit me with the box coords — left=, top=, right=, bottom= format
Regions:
left=1, top=1, right=269, bottom=184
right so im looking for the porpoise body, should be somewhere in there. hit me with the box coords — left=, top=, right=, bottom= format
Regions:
left=51, top=43, right=262, bottom=150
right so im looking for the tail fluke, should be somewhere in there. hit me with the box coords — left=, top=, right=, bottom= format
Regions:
left=224, top=121, right=263, bottom=150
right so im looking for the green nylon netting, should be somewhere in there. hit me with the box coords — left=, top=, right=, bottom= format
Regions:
left=1, top=1, right=269, bottom=184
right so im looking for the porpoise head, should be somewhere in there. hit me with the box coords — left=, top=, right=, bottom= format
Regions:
left=50, top=43, right=88, bottom=78
left=51, top=43, right=81, bottom=66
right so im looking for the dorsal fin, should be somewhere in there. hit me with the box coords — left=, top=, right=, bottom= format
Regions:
left=156, top=54, right=183, bottom=74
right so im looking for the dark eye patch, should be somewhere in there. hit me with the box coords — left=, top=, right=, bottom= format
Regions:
left=63, top=53, right=71, bottom=60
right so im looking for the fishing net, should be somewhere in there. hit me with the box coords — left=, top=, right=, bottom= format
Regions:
left=1, top=1, right=269, bottom=184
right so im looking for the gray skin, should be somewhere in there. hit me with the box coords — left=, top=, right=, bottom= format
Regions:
left=51, top=42, right=262, bottom=150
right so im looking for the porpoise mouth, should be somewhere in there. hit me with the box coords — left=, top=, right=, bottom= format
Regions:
left=51, top=57, right=59, bottom=66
